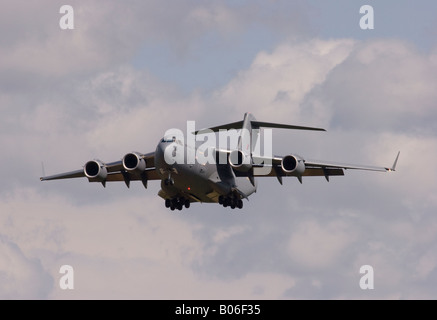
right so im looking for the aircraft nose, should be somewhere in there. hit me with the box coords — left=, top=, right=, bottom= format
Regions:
left=155, top=140, right=174, bottom=170
left=155, top=141, right=165, bottom=166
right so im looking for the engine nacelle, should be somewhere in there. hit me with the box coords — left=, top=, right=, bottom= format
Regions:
left=229, top=150, right=252, bottom=172
left=123, top=152, right=146, bottom=173
left=84, top=160, right=108, bottom=181
left=281, top=155, right=305, bottom=175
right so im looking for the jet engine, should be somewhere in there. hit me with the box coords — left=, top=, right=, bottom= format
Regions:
left=229, top=150, right=252, bottom=172
left=281, top=155, right=305, bottom=175
left=122, top=152, right=146, bottom=173
left=84, top=160, right=107, bottom=181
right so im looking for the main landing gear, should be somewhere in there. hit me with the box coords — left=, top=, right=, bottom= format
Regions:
left=165, top=197, right=190, bottom=211
left=218, top=195, right=243, bottom=209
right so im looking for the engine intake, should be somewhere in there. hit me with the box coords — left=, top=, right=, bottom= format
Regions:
left=123, top=152, right=146, bottom=173
left=229, top=150, right=252, bottom=172
left=281, top=155, right=305, bottom=175
left=84, top=160, right=107, bottom=181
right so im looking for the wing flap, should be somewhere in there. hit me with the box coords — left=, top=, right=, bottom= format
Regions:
left=105, top=168, right=160, bottom=182
left=252, top=166, right=344, bottom=177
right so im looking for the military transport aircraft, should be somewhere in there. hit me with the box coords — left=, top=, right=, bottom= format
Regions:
left=40, top=113, right=399, bottom=211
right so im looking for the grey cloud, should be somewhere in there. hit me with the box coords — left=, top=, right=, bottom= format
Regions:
left=303, top=40, right=437, bottom=134
left=0, top=236, right=53, bottom=299
left=181, top=38, right=437, bottom=299
left=1, top=1, right=437, bottom=300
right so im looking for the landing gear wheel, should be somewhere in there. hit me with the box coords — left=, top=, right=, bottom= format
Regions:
left=165, top=199, right=171, bottom=208
left=237, top=199, right=243, bottom=209
left=171, top=199, right=178, bottom=207
left=184, top=200, right=190, bottom=208
left=223, top=199, right=228, bottom=207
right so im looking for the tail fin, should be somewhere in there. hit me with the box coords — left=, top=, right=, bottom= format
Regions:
left=239, top=113, right=256, bottom=155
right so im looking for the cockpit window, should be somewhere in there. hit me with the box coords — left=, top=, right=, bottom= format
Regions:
left=161, top=136, right=177, bottom=143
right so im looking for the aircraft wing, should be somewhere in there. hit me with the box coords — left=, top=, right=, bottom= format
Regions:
left=303, top=159, right=391, bottom=172
left=40, top=152, right=159, bottom=187
left=250, top=151, right=400, bottom=183
left=40, top=169, right=85, bottom=181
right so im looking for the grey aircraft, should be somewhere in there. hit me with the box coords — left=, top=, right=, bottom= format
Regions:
left=40, top=113, right=399, bottom=211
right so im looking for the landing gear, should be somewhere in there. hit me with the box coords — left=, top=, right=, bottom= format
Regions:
left=165, top=197, right=190, bottom=211
left=218, top=195, right=243, bottom=210
left=164, top=178, right=174, bottom=186
left=164, top=172, right=175, bottom=186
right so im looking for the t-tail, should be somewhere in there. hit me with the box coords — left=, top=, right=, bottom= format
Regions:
left=195, top=112, right=326, bottom=185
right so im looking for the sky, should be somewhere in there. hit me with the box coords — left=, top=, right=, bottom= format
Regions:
left=1, top=0, right=437, bottom=299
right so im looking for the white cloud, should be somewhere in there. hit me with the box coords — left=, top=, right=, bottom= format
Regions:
left=216, top=39, right=355, bottom=125
left=1, top=1, right=437, bottom=300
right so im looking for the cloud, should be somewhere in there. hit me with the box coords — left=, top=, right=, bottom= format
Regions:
left=198, top=37, right=437, bottom=299
left=0, top=188, right=298, bottom=299
left=215, top=39, right=355, bottom=124
left=1, top=1, right=437, bottom=300
left=287, top=219, right=357, bottom=269
left=0, top=236, right=53, bottom=299
left=305, top=39, right=437, bottom=133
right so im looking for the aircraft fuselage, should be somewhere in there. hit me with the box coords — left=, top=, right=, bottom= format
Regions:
left=154, top=139, right=256, bottom=205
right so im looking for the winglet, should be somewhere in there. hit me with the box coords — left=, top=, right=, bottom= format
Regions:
left=388, top=151, right=400, bottom=172
left=41, top=162, right=46, bottom=179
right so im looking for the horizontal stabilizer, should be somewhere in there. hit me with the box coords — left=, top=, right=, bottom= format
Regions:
left=194, top=121, right=243, bottom=134
left=195, top=120, right=325, bottom=134
left=251, top=121, right=326, bottom=132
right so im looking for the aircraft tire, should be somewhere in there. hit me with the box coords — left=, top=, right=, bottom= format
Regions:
left=237, top=199, right=243, bottom=209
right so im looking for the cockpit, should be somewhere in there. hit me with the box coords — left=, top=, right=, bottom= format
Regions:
left=160, top=136, right=183, bottom=146
left=161, top=136, right=176, bottom=143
